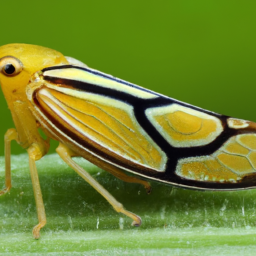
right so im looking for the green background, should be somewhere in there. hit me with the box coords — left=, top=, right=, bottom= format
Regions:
left=1, top=1, right=256, bottom=255
left=0, top=0, right=255, bottom=155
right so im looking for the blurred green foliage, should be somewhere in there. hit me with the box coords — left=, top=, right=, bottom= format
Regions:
left=0, top=0, right=255, bottom=155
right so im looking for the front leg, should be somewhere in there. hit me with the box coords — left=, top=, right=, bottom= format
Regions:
left=27, top=143, right=47, bottom=239
left=0, top=128, right=18, bottom=195
left=1, top=128, right=47, bottom=239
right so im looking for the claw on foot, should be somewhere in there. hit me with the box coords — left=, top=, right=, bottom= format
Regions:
left=119, top=208, right=142, bottom=227
left=32, top=221, right=46, bottom=239
left=132, top=215, right=142, bottom=227
left=33, top=226, right=40, bottom=240
left=145, top=184, right=152, bottom=194
left=0, top=187, right=11, bottom=196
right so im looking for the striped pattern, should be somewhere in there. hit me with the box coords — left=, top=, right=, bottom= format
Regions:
left=43, top=66, right=158, bottom=99
left=36, top=87, right=167, bottom=172
left=26, top=64, right=256, bottom=190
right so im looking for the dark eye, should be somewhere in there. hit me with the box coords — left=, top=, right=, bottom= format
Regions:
left=4, top=64, right=16, bottom=75
left=0, top=56, right=23, bottom=77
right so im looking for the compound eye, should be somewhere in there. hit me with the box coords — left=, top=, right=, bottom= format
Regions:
left=0, top=56, right=23, bottom=76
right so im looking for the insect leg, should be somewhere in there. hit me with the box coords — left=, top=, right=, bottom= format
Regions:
left=0, top=128, right=18, bottom=196
left=27, top=144, right=47, bottom=239
left=56, top=143, right=142, bottom=227
left=56, top=149, right=151, bottom=193
left=105, top=168, right=151, bottom=194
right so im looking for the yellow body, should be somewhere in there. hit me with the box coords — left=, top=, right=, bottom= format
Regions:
left=1, top=44, right=256, bottom=238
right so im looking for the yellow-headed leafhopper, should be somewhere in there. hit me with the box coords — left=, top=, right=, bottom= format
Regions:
left=0, top=44, right=255, bottom=238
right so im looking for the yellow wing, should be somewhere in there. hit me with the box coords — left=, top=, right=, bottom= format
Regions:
left=27, top=64, right=256, bottom=190
left=34, top=86, right=167, bottom=172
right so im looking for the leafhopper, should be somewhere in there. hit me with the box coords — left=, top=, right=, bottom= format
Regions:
left=0, top=44, right=256, bottom=238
